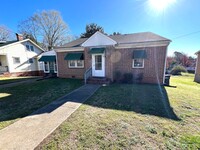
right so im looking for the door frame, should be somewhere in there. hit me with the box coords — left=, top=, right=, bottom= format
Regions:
left=92, top=53, right=105, bottom=77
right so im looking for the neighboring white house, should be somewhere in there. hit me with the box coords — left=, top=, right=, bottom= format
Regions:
left=0, top=34, right=44, bottom=76
left=38, top=50, right=57, bottom=75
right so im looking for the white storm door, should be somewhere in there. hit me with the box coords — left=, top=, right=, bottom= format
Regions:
left=92, top=54, right=105, bottom=77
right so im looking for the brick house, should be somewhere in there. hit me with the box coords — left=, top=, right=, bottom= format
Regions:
left=194, top=51, right=200, bottom=83
left=55, top=31, right=171, bottom=84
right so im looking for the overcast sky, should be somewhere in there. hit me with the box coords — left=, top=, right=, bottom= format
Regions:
left=1, top=0, right=199, bottom=56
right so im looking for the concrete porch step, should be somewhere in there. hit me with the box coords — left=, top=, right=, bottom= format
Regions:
left=87, top=77, right=111, bottom=85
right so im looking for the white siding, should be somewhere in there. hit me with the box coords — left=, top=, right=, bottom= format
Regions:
left=0, top=41, right=43, bottom=73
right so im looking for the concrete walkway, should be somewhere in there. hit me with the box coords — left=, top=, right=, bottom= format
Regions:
left=0, top=84, right=100, bottom=150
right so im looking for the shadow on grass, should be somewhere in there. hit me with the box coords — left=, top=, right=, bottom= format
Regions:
left=0, top=78, right=83, bottom=126
left=84, top=83, right=180, bottom=121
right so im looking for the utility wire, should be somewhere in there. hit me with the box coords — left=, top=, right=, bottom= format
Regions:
left=172, top=30, right=200, bottom=40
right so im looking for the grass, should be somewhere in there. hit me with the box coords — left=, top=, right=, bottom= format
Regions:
left=0, top=76, right=39, bottom=85
left=0, top=78, right=82, bottom=130
left=37, top=74, right=200, bottom=150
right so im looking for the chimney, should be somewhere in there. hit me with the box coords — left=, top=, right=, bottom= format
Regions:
left=16, top=33, right=23, bottom=41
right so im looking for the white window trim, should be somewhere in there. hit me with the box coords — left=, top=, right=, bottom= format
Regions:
left=28, top=58, right=34, bottom=63
left=30, top=45, right=34, bottom=52
left=26, top=45, right=30, bottom=51
left=13, top=57, right=21, bottom=64
left=43, top=62, right=50, bottom=73
left=54, top=61, right=57, bottom=73
left=132, top=59, right=144, bottom=68
left=68, top=60, right=84, bottom=68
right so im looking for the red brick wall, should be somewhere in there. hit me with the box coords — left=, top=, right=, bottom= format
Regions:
left=57, top=51, right=85, bottom=79
left=57, top=46, right=167, bottom=84
left=111, top=47, right=167, bottom=84
left=195, top=53, right=200, bottom=83
left=2, top=71, right=43, bottom=77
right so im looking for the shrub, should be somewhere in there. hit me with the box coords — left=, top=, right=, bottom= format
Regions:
left=170, top=65, right=187, bottom=75
left=114, top=71, right=121, bottom=83
left=134, top=73, right=143, bottom=83
left=123, top=73, right=133, bottom=83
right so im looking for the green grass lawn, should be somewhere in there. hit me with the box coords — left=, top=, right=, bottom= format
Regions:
left=0, top=78, right=82, bottom=130
left=0, top=76, right=39, bottom=85
left=37, top=74, right=200, bottom=150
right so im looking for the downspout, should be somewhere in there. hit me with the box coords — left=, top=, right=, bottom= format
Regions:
left=163, top=43, right=169, bottom=84
left=55, top=50, right=59, bottom=77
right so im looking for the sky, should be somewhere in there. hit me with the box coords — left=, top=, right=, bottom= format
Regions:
left=0, top=0, right=200, bottom=57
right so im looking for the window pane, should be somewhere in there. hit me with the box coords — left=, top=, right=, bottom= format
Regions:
left=54, top=62, right=57, bottom=72
left=69, top=60, right=76, bottom=67
left=134, top=59, right=143, bottom=67
left=13, top=57, right=20, bottom=64
left=29, top=58, right=33, bottom=63
left=44, top=62, right=49, bottom=71
left=26, top=45, right=30, bottom=50
left=95, top=55, right=102, bottom=70
left=30, top=46, right=34, bottom=51
left=77, top=60, right=84, bottom=67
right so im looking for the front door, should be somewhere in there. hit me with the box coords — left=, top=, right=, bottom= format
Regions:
left=49, top=62, right=54, bottom=73
left=92, top=54, right=105, bottom=77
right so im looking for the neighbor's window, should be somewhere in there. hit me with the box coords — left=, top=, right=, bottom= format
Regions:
left=68, top=60, right=84, bottom=68
left=26, top=45, right=30, bottom=50
left=28, top=58, right=33, bottom=63
left=54, top=61, right=57, bottom=73
left=13, top=57, right=20, bottom=64
left=44, top=62, right=49, bottom=72
left=132, top=59, right=144, bottom=68
left=30, top=46, right=34, bottom=51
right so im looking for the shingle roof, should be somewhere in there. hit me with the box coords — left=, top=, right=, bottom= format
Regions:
left=57, top=32, right=170, bottom=48
left=110, top=32, right=170, bottom=44
left=59, top=38, right=88, bottom=48
left=0, top=40, right=18, bottom=47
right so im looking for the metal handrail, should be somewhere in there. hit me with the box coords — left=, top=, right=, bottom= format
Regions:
left=84, top=67, right=92, bottom=84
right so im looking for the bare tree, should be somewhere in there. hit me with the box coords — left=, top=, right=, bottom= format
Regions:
left=18, top=10, right=70, bottom=50
left=0, top=25, right=11, bottom=41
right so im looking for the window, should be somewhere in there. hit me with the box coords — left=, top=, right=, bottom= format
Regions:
left=77, top=60, right=84, bottom=67
left=30, top=46, right=34, bottom=51
left=28, top=58, right=33, bottom=63
left=44, top=62, right=49, bottom=73
left=95, top=55, right=102, bottom=70
left=68, top=60, right=84, bottom=68
left=13, top=57, right=20, bottom=64
left=132, top=59, right=144, bottom=68
left=54, top=61, right=57, bottom=73
left=26, top=45, right=30, bottom=50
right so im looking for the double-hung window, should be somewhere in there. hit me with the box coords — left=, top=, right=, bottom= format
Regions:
left=132, top=59, right=144, bottom=68
left=132, top=50, right=147, bottom=68
left=68, top=60, right=84, bottom=68
left=13, top=57, right=20, bottom=64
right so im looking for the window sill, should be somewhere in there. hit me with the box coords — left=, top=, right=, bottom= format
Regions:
left=68, top=67, right=84, bottom=69
left=132, top=67, right=144, bottom=69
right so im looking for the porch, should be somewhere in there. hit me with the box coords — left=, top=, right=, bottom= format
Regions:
left=0, top=55, right=9, bottom=74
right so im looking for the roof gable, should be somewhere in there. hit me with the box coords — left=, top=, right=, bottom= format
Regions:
left=0, top=39, right=44, bottom=52
left=81, top=31, right=117, bottom=47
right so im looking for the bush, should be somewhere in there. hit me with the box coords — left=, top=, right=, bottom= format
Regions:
left=170, top=65, right=187, bottom=75
left=114, top=71, right=122, bottom=83
left=134, top=73, right=143, bottom=83
left=123, top=73, right=133, bottom=83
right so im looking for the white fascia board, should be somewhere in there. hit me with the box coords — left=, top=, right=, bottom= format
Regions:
left=115, top=41, right=171, bottom=49
left=0, top=39, right=44, bottom=52
left=81, top=31, right=117, bottom=47
left=55, top=47, right=84, bottom=52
